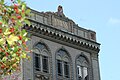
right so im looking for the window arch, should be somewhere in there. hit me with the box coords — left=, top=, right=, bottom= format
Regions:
left=33, top=42, right=52, bottom=80
left=76, top=55, right=89, bottom=80
left=33, top=42, right=50, bottom=73
left=56, top=49, right=71, bottom=79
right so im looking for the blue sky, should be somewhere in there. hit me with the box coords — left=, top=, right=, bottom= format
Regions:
left=5, top=0, right=120, bottom=80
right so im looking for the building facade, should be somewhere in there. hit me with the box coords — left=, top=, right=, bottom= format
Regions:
left=22, top=7, right=100, bottom=80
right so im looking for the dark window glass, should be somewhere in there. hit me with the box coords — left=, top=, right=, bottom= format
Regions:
left=57, top=60, right=62, bottom=76
left=78, top=76, right=82, bottom=80
left=35, top=53, right=40, bottom=71
left=77, top=67, right=79, bottom=74
left=42, top=56, right=48, bottom=73
left=84, top=75, right=88, bottom=80
left=64, top=62, right=69, bottom=78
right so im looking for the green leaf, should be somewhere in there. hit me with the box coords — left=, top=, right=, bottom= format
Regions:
left=0, top=0, right=4, bottom=4
left=21, top=12, right=25, bottom=17
left=21, top=53, right=26, bottom=58
left=22, top=3, right=26, bottom=10
left=18, top=40, right=22, bottom=44
left=25, top=9, right=31, bottom=14
left=2, top=57, right=7, bottom=62
left=24, top=19, right=30, bottom=26
left=4, top=28, right=11, bottom=35
left=12, top=53, right=17, bottom=57
left=13, top=47, right=18, bottom=53
left=23, top=32, right=27, bottom=37
left=0, top=38, right=5, bottom=45
left=11, top=16, right=16, bottom=19
left=0, top=19, right=3, bottom=23
left=14, top=25, right=19, bottom=30
left=17, top=0, right=21, bottom=3
left=7, top=34, right=19, bottom=45
left=25, top=38, right=28, bottom=41
left=16, top=57, right=20, bottom=61
left=16, top=21, right=23, bottom=27
left=21, top=29, right=26, bottom=35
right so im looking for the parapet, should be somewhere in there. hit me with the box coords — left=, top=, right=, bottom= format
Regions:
left=28, top=7, right=97, bottom=42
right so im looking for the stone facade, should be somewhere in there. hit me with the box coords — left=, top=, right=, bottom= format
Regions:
left=22, top=7, right=100, bottom=80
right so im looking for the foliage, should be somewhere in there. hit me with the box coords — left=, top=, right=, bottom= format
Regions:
left=0, top=0, right=31, bottom=77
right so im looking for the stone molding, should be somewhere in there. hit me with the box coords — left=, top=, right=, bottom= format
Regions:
left=24, top=22, right=100, bottom=53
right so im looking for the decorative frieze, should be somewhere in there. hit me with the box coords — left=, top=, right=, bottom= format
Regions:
left=25, top=21, right=100, bottom=52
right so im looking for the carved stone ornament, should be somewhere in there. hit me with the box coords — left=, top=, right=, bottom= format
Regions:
left=36, top=74, right=49, bottom=80
left=57, top=5, right=64, bottom=17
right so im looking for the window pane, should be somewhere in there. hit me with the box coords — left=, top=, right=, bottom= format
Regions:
left=57, top=60, right=62, bottom=76
left=83, top=67, right=88, bottom=80
left=64, top=62, right=69, bottom=78
left=77, top=66, right=82, bottom=80
left=42, top=56, right=48, bottom=73
left=35, top=53, right=40, bottom=71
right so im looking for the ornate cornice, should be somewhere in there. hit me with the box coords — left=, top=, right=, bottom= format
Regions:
left=24, top=20, right=100, bottom=53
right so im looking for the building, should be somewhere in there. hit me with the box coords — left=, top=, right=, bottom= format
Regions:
left=22, top=6, right=101, bottom=80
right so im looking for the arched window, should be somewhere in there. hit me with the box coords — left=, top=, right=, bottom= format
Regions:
left=76, top=55, right=89, bottom=80
left=33, top=43, right=49, bottom=73
left=56, top=49, right=71, bottom=79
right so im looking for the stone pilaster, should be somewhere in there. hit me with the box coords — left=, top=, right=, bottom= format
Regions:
left=91, top=52, right=101, bottom=80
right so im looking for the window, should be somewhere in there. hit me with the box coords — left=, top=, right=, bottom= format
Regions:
left=76, top=55, right=89, bottom=80
left=33, top=43, right=49, bottom=73
left=57, top=60, right=62, bottom=76
left=83, top=67, right=88, bottom=80
left=35, top=54, right=40, bottom=71
left=56, top=49, right=70, bottom=79
left=42, top=56, right=48, bottom=73
left=77, top=66, right=82, bottom=80
left=64, top=62, right=69, bottom=78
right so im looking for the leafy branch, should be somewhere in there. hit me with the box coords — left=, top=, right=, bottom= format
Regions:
left=0, top=0, right=31, bottom=77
